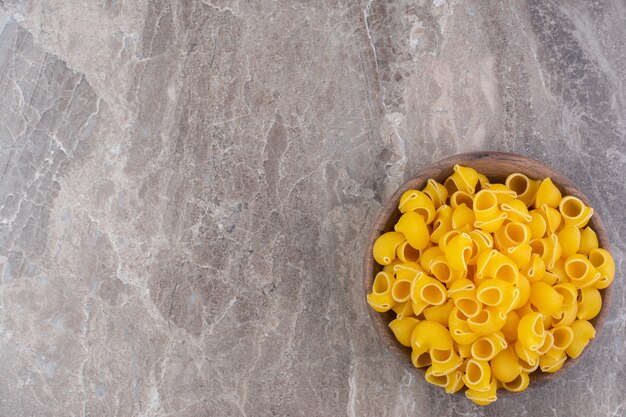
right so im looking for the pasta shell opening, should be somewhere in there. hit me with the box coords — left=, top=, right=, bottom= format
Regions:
left=506, top=222, right=529, bottom=245
left=559, top=196, right=583, bottom=219
left=425, top=368, right=448, bottom=387
left=451, top=191, right=474, bottom=209
left=431, top=264, right=450, bottom=283
left=494, top=263, right=518, bottom=284
left=397, top=241, right=422, bottom=263
left=506, top=173, right=531, bottom=197
left=551, top=326, right=574, bottom=350
left=422, top=284, right=447, bottom=306
left=474, top=190, right=497, bottom=211
left=471, top=338, right=496, bottom=360
left=444, top=176, right=460, bottom=195
left=457, top=298, right=481, bottom=318
left=503, top=372, right=529, bottom=392
left=412, top=350, right=432, bottom=368
left=372, top=272, right=391, bottom=294
left=477, top=287, right=502, bottom=306
left=553, top=283, right=577, bottom=306
left=391, top=279, right=412, bottom=302
left=564, top=257, right=589, bottom=280
left=535, top=330, right=554, bottom=355
left=431, top=348, right=453, bottom=362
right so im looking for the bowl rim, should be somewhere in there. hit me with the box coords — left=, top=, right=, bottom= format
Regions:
left=362, top=151, right=612, bottom=395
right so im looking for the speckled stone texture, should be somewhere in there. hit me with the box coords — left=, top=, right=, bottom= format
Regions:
left=0, top=0, right=624, bottom=416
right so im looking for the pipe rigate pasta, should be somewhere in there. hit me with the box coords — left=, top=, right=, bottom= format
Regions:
left=505, top=173, right=539, bottom=206
left=388, top=317, right=419, bottom=347
left=422, top=179, right=448, bottom=209
left=501, top=199, right=533, bottom=223
left=395, top=211, right=430, bottom=250
left=399, top=189, right=436, bottom=224
left=576, top=288, right=602, bottom=320
left=367, top=165, right=612, bottom=405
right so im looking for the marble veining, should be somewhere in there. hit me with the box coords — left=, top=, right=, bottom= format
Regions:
left=0, top=0, right=624, bottom=416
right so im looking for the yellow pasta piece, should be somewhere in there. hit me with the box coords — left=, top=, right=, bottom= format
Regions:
left=391, top=278, right=413, bottom=303
left=476, top=173, right=490, bottom=190
left=564, top=254, right=601, bottom=288
left=474, top=212, right=508, bottom=234
left=505, top=173, right=540, bottom=206
left=549, top=325, right=575, bottom=352
left=393, top=262, right=423, bottom=281
left=467, top=307, right=507, bottom=335
left=517, top=312, right=545, bottom=351
left=391, top=300, right=414, bottom=319
left=501, top=198, right=533, bottom=223
left=551, top=301, right=578, bottom=327
left=367, top=271, right=396, bottom=312
left=411, top=320, right=453, bottom=356
left=430, top=348, right=463, bottom=376
left=419, top=246, right=444, bottom=273
left=452, top=204, right=475, bottom=230
left=449, top=307, right=479, bottom=345
left=559, top=196, right=593, bottom=228
left=430, top=205, right=453, bottom=243
left=372, top=231, right=405, bottom=265
left=552, top=282, right=578, bottom=308
left=521, top=254, right=546, bottom=283
left=423, top=299, right=455, bottom=327
left=411, top=274, right=447, bottom=307
left=476, top=250, right=519, bottom=285
left=578, top=227, right=599, bottom=255
left=447, top=278, right=475, bottom=295
left=506, top=244, right=532, bottom=269
left=589, top=248, right=615, bottom=289
left=462, top=358, right=492, bottom=392
left=534, top=328, right=554, bottom=355
left=451, top=165, right=480, bottom=194
left=530, top=281, right=564, bottom=317
left=465, top=376, right=497, bottom=406
left=399, top=189, right=436, bottom=224
left=450, top=190, right=474, bottom=209
left=471, top=331, right=507, bottom=361
left=529, top=234, right=562, bottom=269
left=528, top=209, right=547, bottom=239
left=382, top=258, right=401, bottom=275
left=494, top=222, right=531, bottom=250
left=422, top=179, right=449, bottom=209
left=476, top=279, right=518, bottom=313
left=425, top=367, right=464, bottom=394
left=430, top=255, right=464, bottom=285
left=412, top=350, right=432, bottom=368
left=577, top=287, right=602, bottom=320
left=395, top=211, right=430, bottom=250
left=539, top=205, right=562, bottom=235
left=514, top=339, right=539, bottom=366
left=502, top=371, right=530, bottom=392
left=557, top=225, right=581, bottom=257
left=473, top=190, right=500, bottom=222
left=452, top=289, right=482, bottom=319
left=501, top=310, right=520, bottom=342
left=535, top=178, right=562, bottom=208
left=546, top=259, right=568, bottom=285
left=513, top=274, right=531, bottom=310
left=438, top=230, right=464, bottom=253
left=396, top=240, right=422, bottom=263
left=444, top=232, right=473, bottom=272
left=486, top=183, right=517, bottom=204
left=539, top=350, right=566, bottom=373
left=491, top=345, right=523, bottom=383
left=456, top=342, right=473, bottom=359
left=468, top=229, right=493, bottom=265
left=389, top=317, right=419, bottom=347
left=565, top=320, right=596, bottom=359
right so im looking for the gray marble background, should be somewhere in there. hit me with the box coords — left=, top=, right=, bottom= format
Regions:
left=0, top=0, right=624, bottom=416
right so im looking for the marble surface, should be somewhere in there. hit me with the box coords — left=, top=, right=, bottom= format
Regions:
left=0, top=0, right=624, bottom=415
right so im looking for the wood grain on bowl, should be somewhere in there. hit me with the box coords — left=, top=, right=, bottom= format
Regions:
left=362, top=151, right=611, bottom=392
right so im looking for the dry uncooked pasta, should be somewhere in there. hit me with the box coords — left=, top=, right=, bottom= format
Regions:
left=367, top=165, right=614, bottom=405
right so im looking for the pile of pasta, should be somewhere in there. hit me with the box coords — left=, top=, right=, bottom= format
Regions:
left=367, top=165, right=615, bottom=405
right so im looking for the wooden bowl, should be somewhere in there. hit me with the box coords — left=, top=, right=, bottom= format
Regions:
left=363, top=151, right=612, bottom=391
